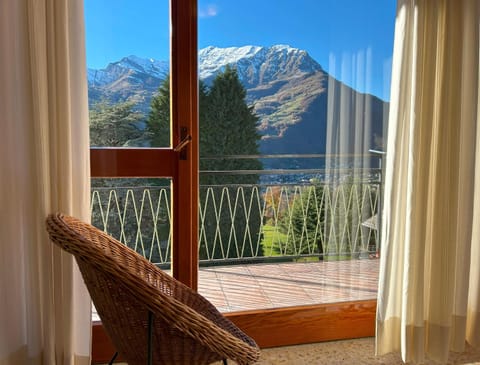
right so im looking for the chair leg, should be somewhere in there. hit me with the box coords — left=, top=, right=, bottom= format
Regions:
left=147, top=311, right=154, bottom=365
left=108, top=352, right=118, bottom=365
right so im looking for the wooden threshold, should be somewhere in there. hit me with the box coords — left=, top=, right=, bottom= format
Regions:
left=225, top=299, right=376, bottom=348
left=91, top=299, right=376, bottom=364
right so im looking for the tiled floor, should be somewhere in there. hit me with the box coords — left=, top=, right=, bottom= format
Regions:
left=198, top=258, right=379, bottom=313
left=92, top=258, right=379, bottom=320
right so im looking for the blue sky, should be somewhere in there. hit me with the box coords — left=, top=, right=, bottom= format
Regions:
left=84, top=0, right=397, bottom=100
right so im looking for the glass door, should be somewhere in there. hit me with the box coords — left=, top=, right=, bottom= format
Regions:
left=86, top=0, right=397, bottom=357
left=196, top=0, right=395, bottom=346
left=86, top=0, right=198, bottom=287
left=86, top=1, right=198, bottom=361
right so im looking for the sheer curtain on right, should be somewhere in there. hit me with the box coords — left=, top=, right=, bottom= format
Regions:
left=376, top=0, right=480, bottom=363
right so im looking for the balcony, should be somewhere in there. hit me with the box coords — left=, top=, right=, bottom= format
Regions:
left=90, top=155, right=381, bottom=316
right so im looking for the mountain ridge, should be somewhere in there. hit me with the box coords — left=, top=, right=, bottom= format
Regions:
left=87, top=45, right=388, bottom=157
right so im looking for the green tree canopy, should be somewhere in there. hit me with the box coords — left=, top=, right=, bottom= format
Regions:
left=201, top=65, right=262, bottom=186
left=146, top=67, right=264, bottom=261
left=279, top=182, right=325, bottom=259
left=146, top=77, right=170, bottom=147
left=89, top=101, right=169, bottom=263
left=89, top=100, right=144, bottom=147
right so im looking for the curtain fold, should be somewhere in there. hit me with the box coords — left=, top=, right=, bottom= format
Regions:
left=376, top=0, right=480, bottom=363
left=0, top=0, right=91, bottom=364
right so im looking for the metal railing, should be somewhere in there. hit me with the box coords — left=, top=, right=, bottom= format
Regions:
left=90, top=155, right=382, bottom=267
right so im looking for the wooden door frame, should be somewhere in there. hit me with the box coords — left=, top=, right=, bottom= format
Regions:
left=90, top=0, right=198, bottom=289
left=89, top=0, right=375, bottom=362
left=170, top=0, right=198, bottom=289
left=91, top=300, right=376, bottom=363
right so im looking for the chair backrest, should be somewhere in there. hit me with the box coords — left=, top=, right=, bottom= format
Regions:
left=46, top=213, right=260, bottom=365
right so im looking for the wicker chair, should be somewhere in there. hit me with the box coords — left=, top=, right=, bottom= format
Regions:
left=45, top=213, right=260, bottom=365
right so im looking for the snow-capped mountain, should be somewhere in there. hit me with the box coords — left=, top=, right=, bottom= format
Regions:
left=89, top=45, right=319, bottom=90
left=88, top=55, right=168, bottom=86
left=87, top=45, right=387, bottom=156
left=199, top=45, right=322, bottom=87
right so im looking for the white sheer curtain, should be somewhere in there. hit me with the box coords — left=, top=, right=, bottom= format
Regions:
left=376, top=0, right=480, bottom=363
left=0, top=1, right=91, bottom=364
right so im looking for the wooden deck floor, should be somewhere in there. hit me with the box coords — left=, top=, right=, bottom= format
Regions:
left=92, top=258, right=379, bottom=321
left=198, top=258, right=379, bottom=312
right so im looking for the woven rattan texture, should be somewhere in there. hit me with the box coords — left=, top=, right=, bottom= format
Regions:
left=46, top=213, right=260, bottom=365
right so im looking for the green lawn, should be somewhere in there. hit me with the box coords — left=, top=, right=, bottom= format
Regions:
left=261, top=224, right=354, bottom=262
left=261, top=224, right=287, bottom=257
left=261, top=224, right=321, bottom=262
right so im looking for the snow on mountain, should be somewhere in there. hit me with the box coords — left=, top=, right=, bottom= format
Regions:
left=116, top=55, right=168, bottom=78
left=198, top=45, right=265, bottom=78
left=87, top=45, right=328, bottom=141
left=88, top=45, right=322, bottom=87
left=198, top=45, right=322, bottom=87
left=86, top=45, right=387, bottom=156
left=88, top=55, right=168, bottom=86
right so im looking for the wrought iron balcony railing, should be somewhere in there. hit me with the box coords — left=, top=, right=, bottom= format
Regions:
left=91, top=156, right=382, bottom=267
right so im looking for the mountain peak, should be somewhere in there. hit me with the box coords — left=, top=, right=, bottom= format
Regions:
left=198, top=45, right=264, bottom=65
left=270, top=44, right=294, bottom=51
left=87, top=45, right=386, bottom=156
left=88, top=54, right=169, bottom=86
left=115, top=55, right=168, bottom=77
left=89, top=45, right=321, bottom=84
left=88, top=44, right=324, bottom=98
left=199, top=44, right=322, bottom=87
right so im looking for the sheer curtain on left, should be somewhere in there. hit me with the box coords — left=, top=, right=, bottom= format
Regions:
left=0, top=1, right=91, bottom=364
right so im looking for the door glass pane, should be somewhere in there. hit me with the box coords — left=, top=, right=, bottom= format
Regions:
left=85, top=0, right=170, bottom=148
left=85, top=0, right=172, bottom=266
left=85, top=1, right=176, bottom=323
left=90, top=178, right=172, bottom=268
left=198, top=0, right=395, bottom=312
left=90, top=177, right=171, bottom=322
left=84, top=0, right=171, bottom=269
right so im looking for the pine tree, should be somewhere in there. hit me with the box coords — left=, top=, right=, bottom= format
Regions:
left=280, top=182, right=325, bottom=259
left=89, top=101, right=144, bottom=147
left=146, top=77, right=210, bottom=148
left=200, top=65, right=262, bottom=185
left=89, top=101, right=167, bottom=263
left=199, top=65, right=263, bottom=261
left=147, top=68, right=264, bottom=262
left=146, top=77, right=170, bottom=147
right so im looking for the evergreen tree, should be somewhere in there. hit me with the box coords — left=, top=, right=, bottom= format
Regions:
left=146, top=77, right=210, bottom=148
left=147, top=68, right=264, bottom=262
left=280, top=181, right=325, bottom=259
left=199, top=65, right=263, bottom=261
left=146, top=77, right=170, bottom=147
left=200, top=65, right=262, bottom=185
left=89, top=101, right=144, bottom=147
left=89, top=101, right=168, bottom=264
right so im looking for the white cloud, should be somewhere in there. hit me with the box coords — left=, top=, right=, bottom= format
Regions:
left=199, top=4, right=218, bottom=18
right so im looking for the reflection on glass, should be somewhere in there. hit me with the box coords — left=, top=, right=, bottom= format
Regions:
left=84, top=0, right=397, bottom=312
left=197, top=0, right=395, bottom=311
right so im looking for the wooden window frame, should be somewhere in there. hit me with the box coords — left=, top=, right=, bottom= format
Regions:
left=89, top=0, right=375, bottom=362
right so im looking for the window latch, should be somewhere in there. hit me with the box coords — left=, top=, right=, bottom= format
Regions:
left=174, top=127, right=192, bottom=160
